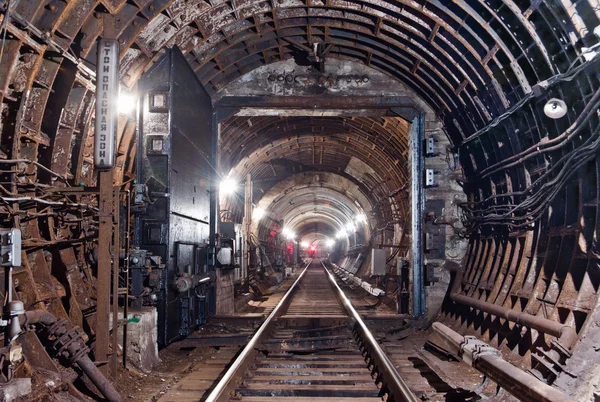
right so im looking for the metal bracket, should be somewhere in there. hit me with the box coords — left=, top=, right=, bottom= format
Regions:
left=425, top=169, right=436, bottom=187
left=460, top=336, right=500, bottom=366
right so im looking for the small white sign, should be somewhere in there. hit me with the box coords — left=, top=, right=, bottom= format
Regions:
left=94, top=39, right=119, bottom=169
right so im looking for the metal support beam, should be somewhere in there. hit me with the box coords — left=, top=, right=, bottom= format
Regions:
left=96, top=170, right=113, bottom=375
left=210, top=116, right=219, bottom=259
left=411, top=113, right=425, bottom=317
left=110, top=188, right=120, bottom=378
left=122, top=190, right=131, bottom=368
left=242, top=174, right=252, bottom=283
left=96, top=14, right=117, bottom=375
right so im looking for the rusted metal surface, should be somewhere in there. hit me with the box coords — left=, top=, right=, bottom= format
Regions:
left=110, top=187, right=120, bottom=378
left=20, top=310, right=123, bottom=401
left=429, top=323, right=575, bottom=402
left=96, top=170, right=113, bottom=375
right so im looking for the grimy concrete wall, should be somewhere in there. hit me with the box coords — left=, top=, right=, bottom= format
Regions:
left=112, top=307, right=159, bottom=372
left=422, top=120, right=468, bottom=322
left=215, top=269, right=235, bottom=315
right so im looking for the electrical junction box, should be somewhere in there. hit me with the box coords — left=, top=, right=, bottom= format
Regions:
left=371, top=249, right=386, bottom=276
left=1, top=229, right=21, bottom=267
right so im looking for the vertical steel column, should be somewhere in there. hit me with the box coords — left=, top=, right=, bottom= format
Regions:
left=110, top=188, right=120, bottom=377
left=210, top=116, right=219, bottom=257
left=97, top=171, right=113, bottom=374
left=242, top=174, right=252, bottom=282
left=123, top=190, right=130, bottom=368
left=411, top=113, right=425, bottom=316
left=95, top=15, right=118, bottom=375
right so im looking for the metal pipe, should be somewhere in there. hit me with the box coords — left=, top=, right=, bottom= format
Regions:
left=19, top=311, right=123, bottom=402
left=477, top=353, right=574, bottom=402
left=450, top=293, right=577, bottom=350
left=96, top=170, right=114, bottom=375
left=174, top=272, right=215, bottom=293
left=111, top=187, right=120, bottom=377
left=123, top=189, right=130, bottom=368
left=448, top=267, right=577, bottom=350
left=410, top=113, right=426, bottom=317
left=204, top=260, right=313, bottom=402
left=430, top=323, right=575, bottom=402
left=322, top=261, right=418, bottom=402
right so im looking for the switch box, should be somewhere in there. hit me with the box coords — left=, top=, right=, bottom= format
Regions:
left=425, top=137, right=435, bottom=156
left=1, top=229, right=21, bottom=267
left=371, top=249, right=386, bottom=276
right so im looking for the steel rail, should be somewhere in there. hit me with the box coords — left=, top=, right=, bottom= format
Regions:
left=204, top=259, right=313, bottom=402
left=321, top=261, right=419, bottom=402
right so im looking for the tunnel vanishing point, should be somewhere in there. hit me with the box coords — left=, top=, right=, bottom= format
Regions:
left=0, top=0, right=599, bottom=401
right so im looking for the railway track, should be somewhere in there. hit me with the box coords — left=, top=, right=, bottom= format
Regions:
left=205, top=260, right=418, bottom=402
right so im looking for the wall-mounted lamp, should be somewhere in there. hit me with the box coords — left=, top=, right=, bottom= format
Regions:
left=543, top=98, right=567, bottom=119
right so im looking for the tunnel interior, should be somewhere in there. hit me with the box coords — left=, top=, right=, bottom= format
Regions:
left=0, top=0, right=599, bottom=400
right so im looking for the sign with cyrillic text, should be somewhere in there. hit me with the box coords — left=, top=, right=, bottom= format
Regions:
left=95, top=39, right=119, bottom=169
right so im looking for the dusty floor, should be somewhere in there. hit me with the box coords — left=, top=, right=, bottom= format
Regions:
left=114, top=274, right=295, bottom=401
left=112, top=269, right=510, bottom=402
left=115, top=335, right=241, bottom=401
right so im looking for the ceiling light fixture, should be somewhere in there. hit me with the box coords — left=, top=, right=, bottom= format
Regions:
left=220, top=178, right=238, bottom=195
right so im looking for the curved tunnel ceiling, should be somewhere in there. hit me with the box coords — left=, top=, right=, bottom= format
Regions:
left=220, top=115, right=410, bottom=235
left=244, top=172, right=373, bottom=245
left=6, top=0, right=594, bottom=235
left=1, top=0, right=600, bottom=394
left=5, top=0, right=594, bottom=130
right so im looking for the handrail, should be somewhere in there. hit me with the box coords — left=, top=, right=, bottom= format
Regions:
left=204, top=260, right=313, bottom=402
left=322, top=261, right=419, bottom=402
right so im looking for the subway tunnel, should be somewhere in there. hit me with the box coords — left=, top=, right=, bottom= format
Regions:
left=0, top=0, right=599, bottom=401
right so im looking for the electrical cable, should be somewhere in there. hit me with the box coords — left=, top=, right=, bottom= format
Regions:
left=468, top=85, right=600, bottom=182
left=460, top=120, right=600, bottom=231
left=461, top=52, right=600, bottom=147
left=0, top=196, right=99, bottom=211
left=0, top=159, right=70, bottom=184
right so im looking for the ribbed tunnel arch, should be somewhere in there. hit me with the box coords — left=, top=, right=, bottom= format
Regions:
left=218, top=112, right=413, bottom=253
left=1, top=0, right=600, bottom=399
left=243, top=172, right=375, bottom=251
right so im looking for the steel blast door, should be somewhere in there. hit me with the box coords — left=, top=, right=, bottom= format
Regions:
left=136, top=47, right=215, bottom=347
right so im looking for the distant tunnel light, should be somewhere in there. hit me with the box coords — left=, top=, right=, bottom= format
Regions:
left=253, top=207, right=265, bottom=220
left=282, top=227, right=295, bottom=239
left=220, top=178, right=238, bottom=195
left=336, top=230, right=346, bottom=239
left=355, top=213, right=367, bottom=223
left=345, top=222, right=356, bottom=233
left=300, top=241, right=309, bottom=248
left=118, top=93, right=137, bottom=115
left=325, top=239, right=335, bottom=247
